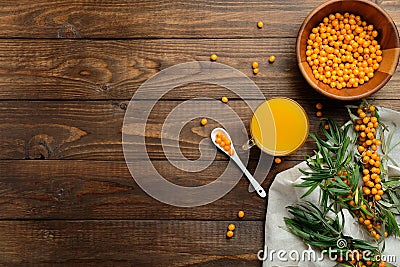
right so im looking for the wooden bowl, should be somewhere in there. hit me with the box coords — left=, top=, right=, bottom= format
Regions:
left=297, top=0, right=400, bottom=100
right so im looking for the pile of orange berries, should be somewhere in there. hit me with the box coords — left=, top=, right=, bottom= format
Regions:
left=215, top=131, right=234, bottom=156
left=306, top=12, right=382, bottom=89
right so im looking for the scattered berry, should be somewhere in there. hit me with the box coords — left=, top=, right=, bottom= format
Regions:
left=210, top=54, right=218, bottom=61
left=274, top=157, right=282, bottom=164
left=221, top=96, right=228, bottom=103
left=200, top=118, right=208, bottom=126
left=257, top=21, right=263, bottom=29
left=268, top=55, right=276, bottom=63
left=252, top=61, right=259, bottom=69
left=237, top=210, right=245, bottom=218
left=253, top=68, right=259, bottom=74
left=228, top=224, right=235, bottom=231
left=226, top=230, right=234, bottom=238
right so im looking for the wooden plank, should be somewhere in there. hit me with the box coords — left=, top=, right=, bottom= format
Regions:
left=0, top=159, right=294, bottom=220
left=0, top=39, right=399, bottom=100
left=0, top=0, right=397, bottom=39
left=2, top=99, right=400, bottom=161
left=0, top=220, right=264, bottom=266
left=0, top=99, right=359, bottom=161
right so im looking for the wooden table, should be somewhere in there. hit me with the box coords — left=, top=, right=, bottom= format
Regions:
left=0, top=0, right=399, bottom=266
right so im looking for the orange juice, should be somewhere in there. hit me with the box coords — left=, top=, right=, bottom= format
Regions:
left=250, top=98, right=309, bottom=156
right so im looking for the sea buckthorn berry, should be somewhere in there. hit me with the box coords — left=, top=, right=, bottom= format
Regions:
left=253, top=68, right=259, bottom=74
left=200, top=118, right=208, bottom=126
left=371, top=188, right=378, bottom=195
left=228, top=224, right=235, bottom=231
left=238, top=210, right=245, bottom=218
left=226, top=230, right=234, bottom=238
left=257, top=21, right=264, bottom=29
left=210, top=54, right=218, bottom=61
left=221, top=96, right=228, bottom=103
left=252, top=61, right=259, bottom=69
left=316, top=103, right=323, bottom=110
left=274, top=157, right=282, bottom=164
left=316, top=111, right=323, bottom=117
left=269, top=55, right=276, bottom=63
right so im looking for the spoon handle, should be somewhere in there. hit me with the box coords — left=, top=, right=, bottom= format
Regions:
left=231, top=154, right=266, bottom=198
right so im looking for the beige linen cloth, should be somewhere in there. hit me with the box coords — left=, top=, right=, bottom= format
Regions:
left=263, top=107, right=400, bottom=267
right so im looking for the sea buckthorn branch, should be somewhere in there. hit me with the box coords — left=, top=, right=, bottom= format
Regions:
left=292, top=102, right=400, bottom=267
left=373, top=117, right=400, bottom=237
left=284, top=202, right=385, bottom=266
left=296, top=119, right=355, bottom=213
left=348, top=102, right=400, bottom=239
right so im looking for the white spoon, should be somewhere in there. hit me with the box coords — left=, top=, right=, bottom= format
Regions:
left=211, top=127, right=266, bottom=198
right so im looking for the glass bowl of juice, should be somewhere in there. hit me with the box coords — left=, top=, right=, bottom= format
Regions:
left=245, top=98, right=309, bottom=156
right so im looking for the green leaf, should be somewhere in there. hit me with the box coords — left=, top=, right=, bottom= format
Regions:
left=300, top=182, right=320, bottom=198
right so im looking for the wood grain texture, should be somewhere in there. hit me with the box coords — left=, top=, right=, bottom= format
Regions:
left=0, top=1, right=399, bottom=266
left=0, top=0, right=397, bottom=39
left=0, top=99, right=370, bottom=161
left=0, top=220, right=264, bottom=266
left=0, top=159, right=296, bottom=220
left=0, top=39, right=399, bottom=100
